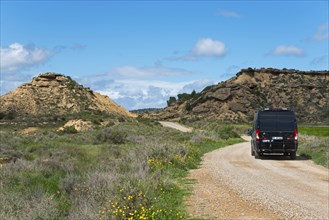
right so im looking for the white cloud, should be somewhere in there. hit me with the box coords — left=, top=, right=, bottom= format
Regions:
left=0, top=43, right=53, bottom=73
left=112, top=65, right=195, bottom=78
left=312, top=23, right=329, bottom=41
left=192, top=38, right=226, bottom=57
left=167, top=38, right=227, bottom=61
left=271, top=45, right=304, bottom=57
left=93, top=79, right=214, bottom=110
left=103, top=89, right=122, bottom=100
left=0, top=42, right=54, bottom=95
left=217, top=10, right=240, bottom=18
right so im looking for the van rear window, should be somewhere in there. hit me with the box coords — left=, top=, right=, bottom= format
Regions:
left=258, top=111, right=295, bottom=131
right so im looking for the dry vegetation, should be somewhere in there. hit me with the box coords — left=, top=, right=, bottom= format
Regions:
left=0, top=117, right=242, bottom=219
left=1, top=115, right=327, bottom=219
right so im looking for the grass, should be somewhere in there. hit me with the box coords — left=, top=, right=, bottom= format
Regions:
left=298, top=135, right=329, bottom=167
left=0, top=118, right=243, bottom=219
left=297, top=125, right=328, bottom=167
left=180, top=119, right=251, bottom=135
left=299, top=126, right=329, bottom=137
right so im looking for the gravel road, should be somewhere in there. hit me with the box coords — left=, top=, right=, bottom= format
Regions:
left=186, top=136, right=329, bottom=220
left=159, top=121, right=193, bottom=132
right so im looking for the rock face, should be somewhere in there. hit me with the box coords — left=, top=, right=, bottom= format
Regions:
left=0, top=73, right=134, bottom=118
left=148, top=68, right=329, bottom=123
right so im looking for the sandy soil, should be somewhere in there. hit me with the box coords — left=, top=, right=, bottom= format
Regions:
left=159, top=121, right=193, bottom=132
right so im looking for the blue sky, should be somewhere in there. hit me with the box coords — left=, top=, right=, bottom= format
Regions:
left=1, top=1, right=328, bottom=110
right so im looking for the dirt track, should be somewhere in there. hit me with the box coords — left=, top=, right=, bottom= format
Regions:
left=159, top=121, right=193, bottom=132
left=186, top=136, right=329, bottom=219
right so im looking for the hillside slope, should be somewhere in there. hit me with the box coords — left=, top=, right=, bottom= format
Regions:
left=147, top=68, right=328, bottom=123
left=0, top=73, right=134, bottom=118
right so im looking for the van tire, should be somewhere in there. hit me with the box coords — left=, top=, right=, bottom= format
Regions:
left=290, top=152, right=296, bottom=160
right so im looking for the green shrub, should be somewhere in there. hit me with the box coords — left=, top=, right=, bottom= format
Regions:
left=61, top=126, right=78, bottom=134
left=217, top=126, right=240, bottom=139
left=298, top=135, right=328, bottom=167
left=167, top=96, right=177, bottom=106
left=0, top=132, right=25, bottom=148
left=0, top=111, right=17, bottom=120
left=185, top=102, right=192, bottom=111
left=95, top=128, right=127, bottom=144
left=0, top=112, right=5, bottom=120
left=136, top=116, right=159, bottom=127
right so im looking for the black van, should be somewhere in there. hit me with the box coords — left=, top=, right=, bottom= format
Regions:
left=251, top=108, right=298, bottom=160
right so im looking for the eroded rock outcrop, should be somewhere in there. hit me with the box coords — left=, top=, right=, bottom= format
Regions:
left=147, top=68, right=328, bottom=123
left=0, top=73, right=135, bottom=118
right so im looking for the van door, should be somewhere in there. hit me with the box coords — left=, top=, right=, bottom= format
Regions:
left=258, top=111, right=296, bottom=152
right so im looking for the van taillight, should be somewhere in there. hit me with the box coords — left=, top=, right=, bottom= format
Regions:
left=294, top=129, right=298, bottom=142
left=256, top=129, right=260, bottom=141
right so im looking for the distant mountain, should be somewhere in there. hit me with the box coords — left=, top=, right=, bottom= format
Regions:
left=0, top=73, right=134, bottom=119
left=130, top=108, right=163, bottom=114
left=146, top=68, right=329, bottom=124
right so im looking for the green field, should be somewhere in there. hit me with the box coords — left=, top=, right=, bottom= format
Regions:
left=299, top=126, right=329, bottom=137
left=298, top=126, right=328, bottom=167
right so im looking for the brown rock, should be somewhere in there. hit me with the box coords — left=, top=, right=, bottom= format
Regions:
left=57, top=119, right=93, bottom=132
left=228, top=102, right=245, bottom=112
left=209, top=88, right=231, bottom=101
left=147, top=68, right=328, bottom=123
left=0, top=73, right=136, bottom=119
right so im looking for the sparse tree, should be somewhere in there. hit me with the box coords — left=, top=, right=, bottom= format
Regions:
left=185, top=102, right=192, bottom=111
left=191, top=90, right=197, bottom=99
left=177, top=93, right=190, bottom=102
left=167, top=96, right=177, bottom=106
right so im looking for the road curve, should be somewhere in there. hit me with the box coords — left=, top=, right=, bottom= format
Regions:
left=185, top=136, right=329, bottom=219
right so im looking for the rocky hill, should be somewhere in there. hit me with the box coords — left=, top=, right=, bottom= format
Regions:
left=147, top=68, right=328, bottom=123
left=0, top=73, right=134, bottom=119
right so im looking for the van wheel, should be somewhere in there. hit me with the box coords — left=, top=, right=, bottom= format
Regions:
left=251, top=148, right=255, bottom=156
left=290, top=152, right=296, bottom=160
left=255, top=151, right=260, bottom=159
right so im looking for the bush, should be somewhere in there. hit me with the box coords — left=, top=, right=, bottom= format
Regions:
left=177, top=93, right=190, bottom=102
left=61, top=126, right=78, bottom=134
left=0, top=111, right=17, bottom=120
left=0, top=120, right=244, bottom=219
left=298, top=135, right=328, bottom=167
left=0, top=112, right=5, bottom=120
left=167, top=96, right=177, bottom=106
left=217, top=126, right=240, bottom=139
left=185, top=102, right=192, bottom=111
left=95, top=128, right=127, bottom=144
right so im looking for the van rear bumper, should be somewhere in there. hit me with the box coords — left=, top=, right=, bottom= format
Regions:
left=256, top=142, right=298, bottom=153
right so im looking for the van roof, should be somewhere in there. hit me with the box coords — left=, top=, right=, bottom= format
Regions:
left=261, top=108, right=293, bottom=112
